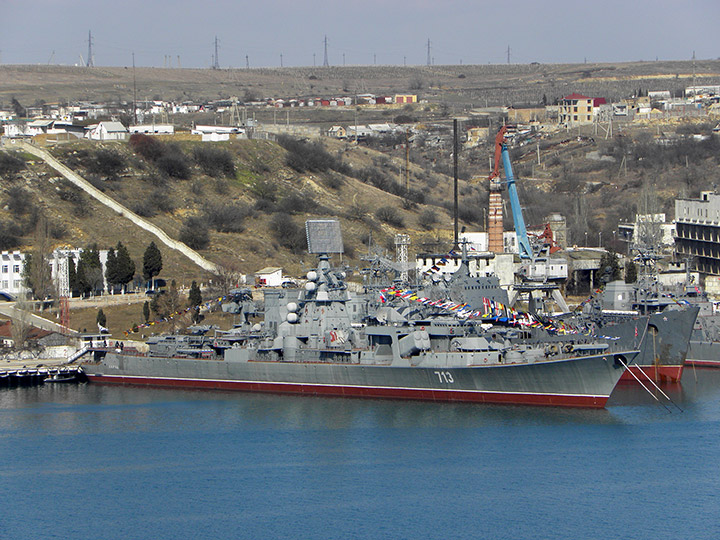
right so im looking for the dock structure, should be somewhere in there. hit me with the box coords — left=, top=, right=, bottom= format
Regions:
left=0, top=365, right=85, bottom=387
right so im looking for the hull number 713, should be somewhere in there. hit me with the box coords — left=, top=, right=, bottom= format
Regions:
left=434, top=371, right=454, bottom=384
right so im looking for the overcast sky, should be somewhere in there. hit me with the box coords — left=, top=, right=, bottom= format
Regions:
left=1, top=0, right=718, bottom=68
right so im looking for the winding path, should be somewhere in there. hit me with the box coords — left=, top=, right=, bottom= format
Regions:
left=12, top=141, right=219, bottom=274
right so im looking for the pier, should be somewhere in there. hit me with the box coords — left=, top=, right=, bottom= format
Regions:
left=0, top=362, right=85, bottom=388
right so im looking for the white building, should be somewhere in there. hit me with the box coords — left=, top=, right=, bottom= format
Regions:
left=254, top=267, right=284, bottom=287
left=0, top=251, right=27, bottom=299
left=85, top=121, right=128, bottom=141
left=129, top=124, right=174, bottom=135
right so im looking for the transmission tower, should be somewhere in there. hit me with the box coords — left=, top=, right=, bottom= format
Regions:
left=86, top=30, right=94, bottom=67
left=323, top=35, right=329, bottom=67
left=213, top=36, right=220, bottom=69
left=57, top=255, right=70, bottom=334
left=394, top=234, right=411, bottom=282
left=426, top=39, right=431, bottom=66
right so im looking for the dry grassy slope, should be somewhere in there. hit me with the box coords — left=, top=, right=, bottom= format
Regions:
left=2, top=60, right=720, bottom=106
left=1, top=137, right=470, bottom=284
left=0, top=154, right=214, bottom=286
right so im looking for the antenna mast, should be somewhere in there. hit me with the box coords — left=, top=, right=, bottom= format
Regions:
left=213, top=36, right=220, bottom=69
left=426, top=39, right=431, bottom=66
left=323, top=35, right=329, bottom=67
left=86, top=30, right=94, bottom=67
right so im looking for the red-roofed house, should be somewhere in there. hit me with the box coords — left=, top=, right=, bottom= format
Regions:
left=559, top=93, right=598, bottom=126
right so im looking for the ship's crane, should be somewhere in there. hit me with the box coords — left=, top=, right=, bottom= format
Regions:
left=489, top=126, right=533, bottom=259
left=488, top=126, right=569, bottom=313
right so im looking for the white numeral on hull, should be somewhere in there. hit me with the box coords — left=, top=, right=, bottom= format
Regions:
left=434, top=371, right=454, bottom=384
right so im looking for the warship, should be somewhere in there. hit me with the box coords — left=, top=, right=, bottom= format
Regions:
left=80, top=220, right=642, bottom=408
left=655, top=280, right=720, bottom=368
left=581, top=280, right=699, bottom=382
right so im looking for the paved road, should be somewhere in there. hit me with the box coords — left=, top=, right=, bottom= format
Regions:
left=0, top=303, right=75, bottom=335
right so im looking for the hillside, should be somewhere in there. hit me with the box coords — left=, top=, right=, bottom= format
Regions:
left=2, top=60, right=720, bottom=107
left=0, top=135, right=473, bottom=282
left=1, top=121, right=719, bottom=283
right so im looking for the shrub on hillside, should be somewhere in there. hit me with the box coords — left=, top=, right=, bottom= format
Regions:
left=0, top=152, right=25, bottom=176
left=179, top=216, right=210, bottom=250
left=150, top=189, right=175, bottom=213
left=129, top=133, right=166, bottom=162
left=277, top=135, right=339, bottom=173
left=203, top=203, right=252, bottom=233
left=87, top=148, right=126, bottom=177
left=375, top=206, right=404, bottom=227
left=418, top=209, right=438, bottom=230
left=7, top=186, right=31, bottom=216
left=0, top=221, right=22, bottom=250
left=129, top=134, right=190, bottom=179
left=155, top=150, right=190, bottom=179
left=132, top=200, right=157, bottom=218
left=192, top=146, right=236, bottom=178
left=270, top=213, right=306, bottom=253
left=276, top=192, right=318, bottom=215
left=250, top=178, right=278, bottom=204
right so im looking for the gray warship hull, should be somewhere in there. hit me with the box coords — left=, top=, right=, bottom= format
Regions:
left=593, top=309, right=698, bottom=383
left=82, top=349, right=633, bottom=408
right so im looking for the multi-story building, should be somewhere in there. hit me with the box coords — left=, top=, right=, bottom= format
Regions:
left=675, top=191, right=720, bottom=275
left=558, top=93, right=606, bottom=127
left=0, top=251, right=27, bottom=299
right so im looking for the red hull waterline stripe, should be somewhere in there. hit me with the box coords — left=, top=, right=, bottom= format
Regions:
left=86, top=374, right=609, bottom=408
left=618, top=364, right=683, bottom=383
left=685, top=360, right=720, bottom=368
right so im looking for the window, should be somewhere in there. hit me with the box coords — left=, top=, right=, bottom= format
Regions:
left=1, top=281, right=7, bottom=289
left=13, top=265, right=19, bottom=273
left=13, top=280, right=20, bottom=288
left=1, top=266, right=6, bottom=273
left=573, top=115, right=578, bottom=121
left=573, top=106, right=578, bottom=113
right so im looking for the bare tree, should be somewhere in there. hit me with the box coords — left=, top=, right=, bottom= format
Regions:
left=22, top=216, right=56, bottom=308
left=211, top=258, right=245, bottom=296
left=10, top=301, right=33, bottom=350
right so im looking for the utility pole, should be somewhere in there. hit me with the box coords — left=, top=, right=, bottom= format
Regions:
left=213, top=36, right=220, bottom=69
left=132, top=52, right=137, bottom=125
left=313, top=53, right=316, bottom=67
left=405, top=128, right=410, bottom=192
left=177, top=55, right=181, bottom=68
left=280, top=53, right=283, bottom=67
left=343, top=53, right=345, bottom=66
left=246, top=55, right=249, bottom=69
left=426, top=39, right=431, bottom=66
left=506, top=45, right=510, bottom=64
left=453, top=118, right=459, bottom=249
left=86, top=30, right=94, bottom=67
left=323, top=35, right=329, bottom=67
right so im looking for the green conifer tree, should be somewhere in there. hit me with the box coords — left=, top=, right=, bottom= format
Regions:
left=143, top=241, right=163, bottom=289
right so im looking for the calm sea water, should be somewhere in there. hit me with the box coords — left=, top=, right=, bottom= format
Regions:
left=1, top=370, right=720, bottom=540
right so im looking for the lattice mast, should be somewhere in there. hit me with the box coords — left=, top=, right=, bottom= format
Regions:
left=57, top=255, right=70, bottom=334
left=395, top=234, right=410, bottom=282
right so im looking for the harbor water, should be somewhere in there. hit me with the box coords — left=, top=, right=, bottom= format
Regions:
left=2, top=370, right=720, bottom=540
